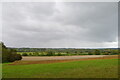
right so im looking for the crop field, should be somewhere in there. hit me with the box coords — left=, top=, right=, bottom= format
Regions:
left=2, top=55, right=119, bottom=78
left=1, top=1, right=119, bottom=79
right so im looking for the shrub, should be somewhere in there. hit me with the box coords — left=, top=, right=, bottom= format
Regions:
left=46, top=51, right=55, bottom=56
left=57, top=52, right=62, bottom=56
left=88, top=52, right=93, bottom=55
left=66, top=51, right=69, bottom=54
left=33, top=52, right=40, bottom=56
left=102, top=52, right=109, bottom=55
left=94, top=50, right=100, bottom=55
left=74, top=51, right=77, bottom=54
left=1, top=42, right=22, bottom=63
left=111, top=50, right=118, bottom=55
left=7, top=54, right=16, bottom=62
left=15, top=54, right=22, bottom=60
left=39, top=52, right=45, bottom=56
left=5, top=53, right=22, bottom=62
left=22, top=53, right=28, bottom=56
left=29, top=53, right=33, bottom=56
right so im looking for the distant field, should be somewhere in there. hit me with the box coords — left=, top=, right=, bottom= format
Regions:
left=21, top=55, right=108, bottom=61
left=2, top=57, right=118, bottom=78
left=8, top=55, right=118, bottom=65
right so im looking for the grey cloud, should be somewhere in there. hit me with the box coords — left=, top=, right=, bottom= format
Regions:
left=2, top=2, right=118, bottom=48
left=53, top=2, right=118, bottom=42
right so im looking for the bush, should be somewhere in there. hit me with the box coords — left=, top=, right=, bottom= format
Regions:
left=46, top=51, right=55, bottom=56
left=29, top=53, right=33, bottom=56
left=66, top=51, right=69, bottom=54
left=33, top=52, right=40, bottom=56
left=15, top=54, right=22, bottom=60
left=94, top=50, right=100, bottom=55
left=102, top=52, right=109, bottom=55
left=57, top=52, right=62, bottom=56
left=111, top=50, right=118, bottom=55
left=1, top=42, right=22, bottom=63
left=88, top=52, right=93, bottom=55
left=7, top=54, right=16, bottom=62
left=22, top=53, right=28, bottom=56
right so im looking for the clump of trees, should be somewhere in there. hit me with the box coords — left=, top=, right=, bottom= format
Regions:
left=1, top=42, right=22, bottom=63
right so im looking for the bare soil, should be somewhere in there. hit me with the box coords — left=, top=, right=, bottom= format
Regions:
left=9, top=55, right=118, bottom=65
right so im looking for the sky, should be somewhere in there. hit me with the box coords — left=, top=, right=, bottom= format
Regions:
left=2, top=2, right=118, bottom=48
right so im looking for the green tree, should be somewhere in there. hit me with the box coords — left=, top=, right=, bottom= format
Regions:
left=1, top=42, right=22, bottom=63
left=46, top=51, right=55, bottom=56
left=94, top=49, right=100, bottom=55
left=88, top=51, right=93, bottom=55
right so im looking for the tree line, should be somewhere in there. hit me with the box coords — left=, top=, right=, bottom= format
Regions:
left=13, top=48, right=119, bottom=56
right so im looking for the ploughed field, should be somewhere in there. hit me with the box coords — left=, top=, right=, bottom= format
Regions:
left=22, top=55, right=111, bottom=61
left=2, top=55, right=119, bottom=78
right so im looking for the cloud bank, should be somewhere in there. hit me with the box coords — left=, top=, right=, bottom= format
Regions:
left=2, top=2, right=118, bottom=48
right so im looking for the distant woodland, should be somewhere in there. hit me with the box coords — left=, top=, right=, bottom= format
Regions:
left=11, top=47, right=118, bottom=56
left=1, top=42, right=118, bottom=62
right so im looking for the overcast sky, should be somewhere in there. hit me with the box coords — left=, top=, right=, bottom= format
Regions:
left=2, top=2, right=118, bottom=48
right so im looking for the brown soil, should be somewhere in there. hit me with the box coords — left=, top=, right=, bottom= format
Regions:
left=21, top=55, right=108, bottom=61
left=8, top=55, right=118, bottom=65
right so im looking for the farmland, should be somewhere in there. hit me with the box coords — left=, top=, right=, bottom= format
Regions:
left=2, top=55, right=118, bottom=78
left=1, top=2, right=119, bottom=79
left=1, top=43, right=119, bottom=78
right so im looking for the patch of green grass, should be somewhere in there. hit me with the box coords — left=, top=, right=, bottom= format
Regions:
left=2, top=59, right=118, bottom=78
left=0, top=64, right=2, bottom=79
